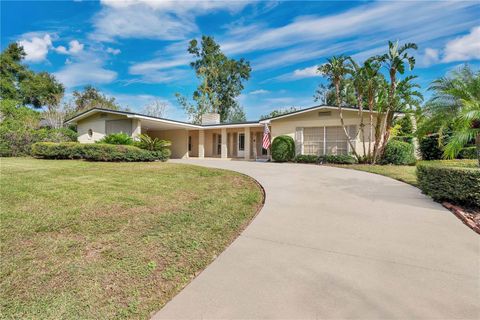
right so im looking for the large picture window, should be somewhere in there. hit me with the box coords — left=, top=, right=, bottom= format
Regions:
left=302, top=125, right=356, bottom=155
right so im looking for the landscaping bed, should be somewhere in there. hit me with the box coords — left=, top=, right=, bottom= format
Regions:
left=0, top=158, right=263, bottom=319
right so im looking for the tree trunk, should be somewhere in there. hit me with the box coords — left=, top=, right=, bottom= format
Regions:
left=335, top=82, right=359, bottom=160
left=358, top=94, right=366, bottom=160
left=368, top=95, right=374, bottom=163
left=372, top=112, right=384, bottom=164
left=378, top=71, right=397, bottom=157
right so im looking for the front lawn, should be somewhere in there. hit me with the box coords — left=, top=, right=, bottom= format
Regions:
left=334, top=159, right=478, bottom=187
left=0, top=158, right=263, bottom=319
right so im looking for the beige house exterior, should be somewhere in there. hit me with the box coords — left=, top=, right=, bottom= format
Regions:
left=65, top=106, right=380, bottom=159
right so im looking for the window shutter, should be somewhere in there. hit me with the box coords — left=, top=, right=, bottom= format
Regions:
left=295, top=127, right=303, bottom=155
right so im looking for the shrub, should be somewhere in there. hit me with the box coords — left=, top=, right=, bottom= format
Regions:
left=417, top=162, right=480, bottom=208
left=271, top=135, right=295, bottom=162
left=294, top=154, right=318, bottom=163
left=31, top=142, right=84, bottom=159
left=82, top=144, right=157, bottom=162
left=458, top=146, right=478, bottom=160
left=97, top=133, right=133, bottom=145
left=318, top=154, right=357, bottom=164
left=381, top=140, right=416, bottom=165
left=0, top=101, right=77, bottom=156
left=31, top=142, right=169, bottom=162
left=134, top=134, right=171, bottom=151
left=419, top=135, right=444, bottom=160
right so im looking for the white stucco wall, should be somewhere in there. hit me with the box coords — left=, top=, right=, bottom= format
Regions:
left=270, top=108, right=380, bottom=157
left=77, top=113, right=134, bottom=143
left=146, top=129, right=189, bottom=159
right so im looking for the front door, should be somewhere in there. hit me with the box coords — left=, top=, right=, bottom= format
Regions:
left=237, top=133, right=245, bottom=157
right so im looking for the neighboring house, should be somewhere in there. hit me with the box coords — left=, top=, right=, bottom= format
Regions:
left=65, top=105, right=380, bottom=159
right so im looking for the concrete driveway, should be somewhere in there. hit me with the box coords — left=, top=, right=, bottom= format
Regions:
left=154, top=159, right=479, bottom=319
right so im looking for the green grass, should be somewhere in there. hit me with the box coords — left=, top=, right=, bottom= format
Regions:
left=334, top=159, right=478, bottom=187
left=0, top=158, right=263, bottom=319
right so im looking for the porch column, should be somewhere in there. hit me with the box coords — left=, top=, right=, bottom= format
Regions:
left=229, top=132, right=234, bottom=157
left=221, top=128, right=228, bottom=158
left=198, top=129, right=205, bottom=158
left=132, top=119, right=141, bottom=140
left=244, top=127, right=250, bottom=160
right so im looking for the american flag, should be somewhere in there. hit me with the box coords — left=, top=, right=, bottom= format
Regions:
left=262, top=123, right=271, bottom=150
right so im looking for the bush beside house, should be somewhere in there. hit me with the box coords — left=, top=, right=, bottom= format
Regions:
left=417, top=162, right=480, bottom=208
left=381, top=140, right=416, bottom=165
left=271, top=135, right=295, bottom=162
left=31, top=142, right=170, bottom=162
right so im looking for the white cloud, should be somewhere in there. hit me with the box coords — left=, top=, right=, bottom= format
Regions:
left=18, top=34, right=52, bottom=62
left=55, top=61, right=117, bottom=88
left=249, top=89, right=270, bottom=95
left=292, top=65, right=321, bottom=79
left=417, top=48, right=440, bottom=67
left=91, top=0, right=254, bottom=41
left=55, top=40, right=84, bottom=55
left=220, top=1, right=478, bottom=70
left=443, top=27, right=480, bottom=62
left=106, top=47, right=121, bottom=55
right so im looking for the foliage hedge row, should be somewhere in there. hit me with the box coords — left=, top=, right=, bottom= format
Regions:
left=458, top=147, right=478, bottom=160
left=31, top=142, right=170, bottom=162
left=417, top=162, right=480, bottom=208
left=294, top=154, right=357, bottom=164
left=271, top=135, right=295, bottom=162
left=381, top=140, right=416, bottom=165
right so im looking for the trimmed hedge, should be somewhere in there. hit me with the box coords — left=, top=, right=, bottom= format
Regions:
left=417, top=162, right=480, bottom=208
left=294, top=155, right=318, bottom=163
left=294, top=154, right=357, bottom=164
left=31, top=142, right=170, bottom=162
left=458, top=147, right=478, bottom=160
left=318, top=154, right=357, bottom=164
left=271, top=135, right=295, bottom=162
left=381, top=140, right=416, bottom=165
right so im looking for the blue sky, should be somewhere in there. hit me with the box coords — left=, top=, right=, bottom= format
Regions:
left=1, top=1, right=479, bottom=121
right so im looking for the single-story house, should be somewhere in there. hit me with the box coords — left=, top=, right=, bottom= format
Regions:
left=65, top=105, right=381, bottom=159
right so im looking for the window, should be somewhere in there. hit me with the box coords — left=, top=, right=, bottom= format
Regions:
left=105, top=119, right=132, bottom=135
left=302, top=126, right=356, bottom=156
left=188, top=136, right=192, bottom=152
left=303, top=127, right=324, bottom=155
left=238, top=133, right=245, bottom=151
left=217, top=135, right=222, bottom=155
left=87, top=129, right=93, bottom=139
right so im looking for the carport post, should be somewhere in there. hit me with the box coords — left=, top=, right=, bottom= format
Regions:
left=198, top=130, right=205, bottom=158
left=244, top=127, right=250, bottom=160
left=221, top=128, right=228, bottom=158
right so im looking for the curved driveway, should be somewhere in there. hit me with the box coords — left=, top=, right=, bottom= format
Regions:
left=154, top=159, right=479, bottom=319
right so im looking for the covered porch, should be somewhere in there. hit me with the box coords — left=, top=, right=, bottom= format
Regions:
left=187, top=125, right=269, bottom=160
left=138, top=116, right=268, bottom=160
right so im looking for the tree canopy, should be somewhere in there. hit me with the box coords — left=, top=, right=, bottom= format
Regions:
left=177, top=36, right=251, bottom=123
left=71, top=85, right=120, bottom=113
left=0, top=43, right=64, bottom=108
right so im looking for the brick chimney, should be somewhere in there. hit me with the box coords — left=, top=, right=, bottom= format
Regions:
left=201, top=113, right=220, bottom=125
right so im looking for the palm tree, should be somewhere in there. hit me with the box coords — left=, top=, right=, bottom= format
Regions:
left=348, top=58, right=367, bottom=158
left=318, top=55, right=359, bottom=159
left=362, top=60, right=385, bottom=163
left=375, top=41, right=418, bottom=153
left=420, top=65, right=480, bottom=165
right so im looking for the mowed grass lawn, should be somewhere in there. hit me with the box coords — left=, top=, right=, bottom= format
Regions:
left=334, top=159, right=478, bottom=187
left=0, top=158, right=263, bottom=319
